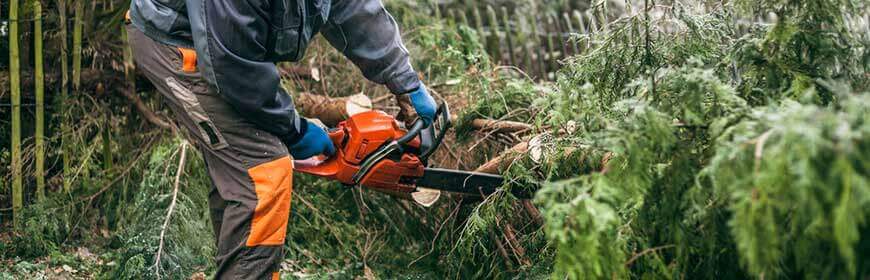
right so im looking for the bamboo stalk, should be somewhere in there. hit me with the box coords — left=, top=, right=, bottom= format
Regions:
left=102, top=114, right=112, bottom=171
left=67, top=0, right=84, bottom=191
left=10, top=0, right=23, bottom=225
left=59, top=0, right=71, bottom=193
left=72, top=0, right=84, bottom=91
left=34, top=0, right=46, bottom=201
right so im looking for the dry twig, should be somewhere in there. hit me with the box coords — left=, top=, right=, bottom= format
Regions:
left=153, top=141, right=189, bottom=278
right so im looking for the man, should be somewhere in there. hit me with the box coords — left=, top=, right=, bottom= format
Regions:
left=125, top=0, right=436, bottom=278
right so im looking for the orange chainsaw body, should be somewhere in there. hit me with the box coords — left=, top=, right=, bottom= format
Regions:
left=294, top=110, right=425, bottom=194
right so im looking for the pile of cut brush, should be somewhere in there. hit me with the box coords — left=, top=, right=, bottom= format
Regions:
left=457, top=0, right=869, bottom=278
left=1, top=0, right=868, bottom=279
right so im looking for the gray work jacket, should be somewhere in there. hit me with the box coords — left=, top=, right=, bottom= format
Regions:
left=129, top=0, right=421, bottom=145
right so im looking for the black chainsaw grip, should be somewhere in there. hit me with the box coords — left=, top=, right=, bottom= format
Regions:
left=396, top=120, right=425, bottom=145
left=419, top=102, right=450, bottom=162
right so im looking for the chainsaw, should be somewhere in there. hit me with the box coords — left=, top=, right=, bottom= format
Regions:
left=294, top=103, right=532, bottom=205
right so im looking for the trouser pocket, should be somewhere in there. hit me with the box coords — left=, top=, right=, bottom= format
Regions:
left=164, top=76, right=229, bottom=150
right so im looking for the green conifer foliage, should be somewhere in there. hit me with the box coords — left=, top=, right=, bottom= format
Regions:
left=698, top=92, right=869, bottom=278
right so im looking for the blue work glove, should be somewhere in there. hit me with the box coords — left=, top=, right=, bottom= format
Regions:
left=289, top=119, right=336, bottom=160
left=396, top=85, right=437, bottom=128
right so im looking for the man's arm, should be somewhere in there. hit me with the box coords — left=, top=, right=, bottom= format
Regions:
left=320, top=0, right=422, bottom=94
left=186, top=0, right=306, bottom=145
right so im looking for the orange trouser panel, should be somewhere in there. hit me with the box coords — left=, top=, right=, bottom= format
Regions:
left=272, top=271, right=280, bottom=280
left=246, top=156, right=294, bottom=246
left=177, top=47, right=197, bottom=73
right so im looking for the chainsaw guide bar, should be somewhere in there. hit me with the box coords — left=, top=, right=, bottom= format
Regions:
left=294, top=104, right=534, bottom=203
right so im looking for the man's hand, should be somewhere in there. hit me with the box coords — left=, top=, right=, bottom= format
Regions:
left=289, top=119, right=336, bottom=160
left=396, top=85, right=437, bottom=128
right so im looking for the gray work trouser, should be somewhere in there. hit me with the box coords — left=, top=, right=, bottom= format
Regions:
left=127, top=24, right=293, bottom=280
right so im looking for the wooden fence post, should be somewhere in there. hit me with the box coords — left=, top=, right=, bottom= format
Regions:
left=528, top=14, right=547, bottom=80
left=551, top=13, right=569, bottom=60
left=35, top=0, right=46, bottom=201
left=544, top=14, right=557, bottom=78
left=432, top=0, right=440, bottom=19
left=459, top=9, right=470, bottom=27
left=573, top=10, right=589, bottom=51
left=587, top=10, right=600, bottom=32
left=472, top=6, right=487, bottom=49
left=500, top=6, right=516, bottom=66
left=563, top=12, right=579, bottom=55
left=10, top=0, right=23, bottom=225
left=518, top=13, right=534, bottom=76
left=486, top=5, right=502, bottom=64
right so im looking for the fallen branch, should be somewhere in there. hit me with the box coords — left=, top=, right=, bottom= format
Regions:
left=153, top=142, right=189, bottom=278
left=624, top=244, right=675, bottom=267
left=474, top=141, right=530, bottom=174
left=121, top=88, right=173, bottom=130
left=489, top=231, right=515, bottom=271
left=471, top=119, right=533, bottom=134
left=501, top=222, right=531, bottom=267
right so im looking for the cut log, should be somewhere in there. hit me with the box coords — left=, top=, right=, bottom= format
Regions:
left=474, top=141, right=530, bottom=174
left=471, top=119, right=533, bottom=134
left=294, top=92, right=373, bottom=127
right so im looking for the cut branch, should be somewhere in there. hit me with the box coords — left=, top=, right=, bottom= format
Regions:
left=153, top=142, right=189, bottom=279
left=471, top=119, right=533, bottom=134
left=120, top=88, right=173, bottom=130
left=474, top=141, right=530, bottom=174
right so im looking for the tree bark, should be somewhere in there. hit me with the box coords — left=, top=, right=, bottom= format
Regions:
left=474, top=141, right=530, bottom=174
left=471, top=119, right=533, bottom=134
left=10, top=0, right=23, bottom=226
left=34, top=0, right=46, bottom=201
left=294, top=92, right=373, bottom=127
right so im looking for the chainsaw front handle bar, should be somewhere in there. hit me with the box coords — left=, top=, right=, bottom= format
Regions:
left=396, top=102, right=450, bottom=146
left=419, top=102, right=451, bottom=162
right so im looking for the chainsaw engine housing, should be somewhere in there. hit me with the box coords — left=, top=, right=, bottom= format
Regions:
left=297, top=110, right=425, bottom=194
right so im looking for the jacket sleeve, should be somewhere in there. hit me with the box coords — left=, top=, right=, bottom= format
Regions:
left=320, top=0, right=421, bottom=94
left=186, top=0, right=305, bottom=145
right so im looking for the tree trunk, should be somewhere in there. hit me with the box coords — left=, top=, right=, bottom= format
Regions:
left=10, top=0, right=23, bottom=227
left=59, top=0, right=71, bottom=193
left=35, top=0, right=46, bottom=201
